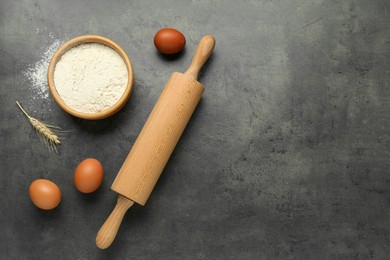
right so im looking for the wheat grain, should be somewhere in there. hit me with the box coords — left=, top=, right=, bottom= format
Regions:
left=16, top=101, right=61, bottom=151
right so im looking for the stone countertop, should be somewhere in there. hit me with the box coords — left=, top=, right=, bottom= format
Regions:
left=1, top=0, right=389, bottom=259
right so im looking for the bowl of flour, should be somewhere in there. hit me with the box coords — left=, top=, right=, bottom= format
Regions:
left=48, top=35, right=133, bottom=120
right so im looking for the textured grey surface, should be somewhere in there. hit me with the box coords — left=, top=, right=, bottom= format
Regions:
left=1, top=0, right=390, bottom=259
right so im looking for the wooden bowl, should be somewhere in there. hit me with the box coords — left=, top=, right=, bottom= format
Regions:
left=48, top=35, right=133, bottom=120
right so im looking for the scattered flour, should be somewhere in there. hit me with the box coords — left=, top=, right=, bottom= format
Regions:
left=24, top=40, right=62, bottom=99
left=53, top=43, right=128, bottom=113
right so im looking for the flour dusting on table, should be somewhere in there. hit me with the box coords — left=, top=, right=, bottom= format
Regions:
left=24, top=40, right=62, bottom=99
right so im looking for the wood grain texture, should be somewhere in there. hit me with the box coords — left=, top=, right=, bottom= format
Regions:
left=96, top=35, right=215, bottom=249
left=111, top=72, right=204, bottom=205
left=96, top=195, right=134, bottom=249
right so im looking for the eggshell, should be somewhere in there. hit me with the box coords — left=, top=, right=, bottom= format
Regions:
left=29, top=179, right=62, bottom=210
left=154, top=28, right=186, bottom=54
left=74, top=158, right=104, bottom=193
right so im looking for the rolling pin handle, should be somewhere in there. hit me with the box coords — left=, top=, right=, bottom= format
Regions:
left=96, top=195, right=134, bottom=249
left=184, top=35, right=216, bottom=80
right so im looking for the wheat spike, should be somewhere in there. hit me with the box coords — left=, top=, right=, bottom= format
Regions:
left=16, top=101, right=61, bottom=151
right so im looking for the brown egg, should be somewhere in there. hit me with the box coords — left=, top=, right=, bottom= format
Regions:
left=154, top=28, right=186, bottom=54
left=29, top=179, right=62, bottom=210
left=74, top=158, right=104, bottom=193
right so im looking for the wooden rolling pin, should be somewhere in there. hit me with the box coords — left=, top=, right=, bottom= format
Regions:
left=96, top=35, right=216, bottom=249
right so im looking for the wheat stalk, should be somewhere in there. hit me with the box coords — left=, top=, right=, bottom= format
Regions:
left=16, top=101, right=61, bottom=152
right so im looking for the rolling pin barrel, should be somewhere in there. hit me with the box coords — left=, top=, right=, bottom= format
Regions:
left=111, top=72, right=205, bottom=205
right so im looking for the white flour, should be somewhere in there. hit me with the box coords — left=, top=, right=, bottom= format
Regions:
left=54, top=43, right=128, bottom=113
left=24, top=40, right=62, bottom=99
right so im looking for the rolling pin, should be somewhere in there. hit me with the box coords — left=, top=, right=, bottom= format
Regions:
left=96, top=35, right=216, bottom=249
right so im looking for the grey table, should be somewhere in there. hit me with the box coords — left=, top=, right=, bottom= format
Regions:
left=1, top=0, right=389, bottom=259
